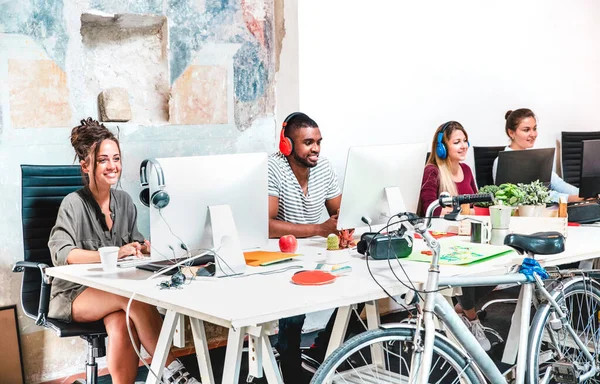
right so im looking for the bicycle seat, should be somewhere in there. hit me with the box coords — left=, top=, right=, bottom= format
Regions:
left=503, top=231, right=565, bottom=255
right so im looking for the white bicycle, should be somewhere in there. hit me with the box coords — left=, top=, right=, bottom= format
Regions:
left=311, top=194, right=600, bottom=384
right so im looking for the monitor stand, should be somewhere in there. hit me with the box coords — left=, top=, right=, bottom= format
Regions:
left=208, top=205, right=247, bottom=277
left=384, top=187, right=406, bottom=232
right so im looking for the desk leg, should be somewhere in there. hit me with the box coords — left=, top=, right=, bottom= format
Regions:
left=261, top=331, right=283, bottom=383
left=173, top=313, right=186, bottom=348
left=365, top=300, right=384, bottom=367
left=325, top=305, right=352, bottom=358
left=146, top=310, right=179, bottom=384
left=247, top=325, right=264, bottom=379
left=502, top=285, right=526, bottom=364
left=222, top=326, right=246, bottom=384
left=189, top=317, right=215, bottom=384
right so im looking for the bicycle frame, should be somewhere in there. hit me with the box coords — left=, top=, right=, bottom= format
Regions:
left=400, top=200, right=598, bottom=384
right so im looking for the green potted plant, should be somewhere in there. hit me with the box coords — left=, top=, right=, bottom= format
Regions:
left=473, top=185, right=500, bottom=215
left=494, top=183, right=524, bottom=207
left=489, top=183, right=523, bottom=229
left=517, top=180, right=551, bottom=217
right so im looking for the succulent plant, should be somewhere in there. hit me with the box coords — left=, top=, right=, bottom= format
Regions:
left=518, top=180, right=551, bottom=205
left=474, top=185, right=500, bottom=208
left=494, top=183, right=525, bottom=207
left=326, top=234, right=340, bottom=250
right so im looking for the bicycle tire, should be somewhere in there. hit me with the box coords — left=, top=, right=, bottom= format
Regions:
left=528, top=277, right=600, bottom=383
left=310, top=325, right=485, bottom=384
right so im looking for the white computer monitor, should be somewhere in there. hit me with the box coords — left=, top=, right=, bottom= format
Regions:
left=337, top=142, right=428, bottom=230
left=147, top=152, right=268, bottom=275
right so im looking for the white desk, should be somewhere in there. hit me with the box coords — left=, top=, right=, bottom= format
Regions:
left=45, top=226, right=600, bottom=383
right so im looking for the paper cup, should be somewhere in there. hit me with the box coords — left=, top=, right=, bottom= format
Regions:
left=99, top=246, right=119, bottom=272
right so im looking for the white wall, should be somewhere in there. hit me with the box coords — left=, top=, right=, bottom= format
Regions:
left=298, top=0, right=600, bottom=180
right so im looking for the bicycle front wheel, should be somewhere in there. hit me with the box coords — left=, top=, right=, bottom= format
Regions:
left=310, top=325, right=485, bottom=384
left=528, top=277, right=600, bottom=383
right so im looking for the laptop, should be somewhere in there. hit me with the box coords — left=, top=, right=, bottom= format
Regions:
left=135, top=254, right=215, bottom=275
left=495, top=148, right=555, bottom=186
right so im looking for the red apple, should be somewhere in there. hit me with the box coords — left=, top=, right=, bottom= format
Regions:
left=279, top=234, right=298, bottom=253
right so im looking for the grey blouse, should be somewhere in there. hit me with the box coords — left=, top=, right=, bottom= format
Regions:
left=47, top=187, right=145, bottom=321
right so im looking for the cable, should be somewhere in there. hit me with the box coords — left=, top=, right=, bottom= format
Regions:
left=231, top=265, right=302, bottom=278
left=124, top=248, right=215, bottom=383
left=363, top=214, right=458, bottom=309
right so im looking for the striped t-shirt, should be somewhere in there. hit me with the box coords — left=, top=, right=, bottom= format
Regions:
left=268, top=152, right=341, bottom=224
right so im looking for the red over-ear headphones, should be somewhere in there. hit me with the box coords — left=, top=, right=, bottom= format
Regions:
left=279, top=112, right=304, bottom=156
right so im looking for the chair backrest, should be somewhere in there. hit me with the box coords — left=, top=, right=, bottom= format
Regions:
left=20, top=165, right=83, bottom=317
left=473, top=146, right=505, bottom=188
left=561, top=131, right=600, bottom=188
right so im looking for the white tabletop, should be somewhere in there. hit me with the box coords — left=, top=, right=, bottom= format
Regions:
left=45, top=226, right=600, bottom=329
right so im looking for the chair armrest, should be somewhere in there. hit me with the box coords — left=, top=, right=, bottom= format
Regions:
left=12, top=261, right=53, bottom=326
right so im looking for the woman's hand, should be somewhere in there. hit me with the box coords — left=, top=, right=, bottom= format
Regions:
left=139, top=240, right=151, bottom=255
left=118, top=242, right=144, bottom=259
left=440, top=206, right=454, bottom=216
left=568, top=194, right=586, bottom=203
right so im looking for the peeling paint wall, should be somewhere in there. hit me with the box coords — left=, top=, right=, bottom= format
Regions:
left=0, top=0, right=278, bottom=381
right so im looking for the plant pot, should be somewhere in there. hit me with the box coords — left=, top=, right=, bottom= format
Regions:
left=489, top=205, right=514, bottom=229
left=325, top=248, right=350, bottom=265
left=518, top=204, right=545, bottom=217
left=473, top=206, right=490, bottom=216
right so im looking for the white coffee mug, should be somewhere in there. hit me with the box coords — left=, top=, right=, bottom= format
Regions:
left=99, top=246, right=119, bottom=272
left=470, top=222, right=490, bottom=244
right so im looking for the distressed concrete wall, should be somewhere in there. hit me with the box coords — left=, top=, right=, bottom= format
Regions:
left=0, top=0, right=278, bottom=381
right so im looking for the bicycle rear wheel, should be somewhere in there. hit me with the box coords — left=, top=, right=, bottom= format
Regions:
left=528, top=277, right=600, bottom=383
left=310, top=325, right=485, bottom=384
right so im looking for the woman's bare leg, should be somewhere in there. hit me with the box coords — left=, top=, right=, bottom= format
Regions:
left=72, top=288, right=176, bottom=366
left=103, top=311, right=140, bottom=384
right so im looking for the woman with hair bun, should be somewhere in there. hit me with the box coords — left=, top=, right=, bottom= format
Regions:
left=492, top=109, right=583, bottom=203
left=48, top=118, right=198, bottom=383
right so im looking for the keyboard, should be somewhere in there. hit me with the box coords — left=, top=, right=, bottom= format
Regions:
left=117, top=255, right=153, bottom=268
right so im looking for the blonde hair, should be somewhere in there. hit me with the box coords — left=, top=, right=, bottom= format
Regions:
left=426, top=121, right=469, bottom=197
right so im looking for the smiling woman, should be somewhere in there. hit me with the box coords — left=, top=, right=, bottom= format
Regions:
left=417, top=121, right=495, bottom=352
left=47, top=118, right=199, bottom=383
left=418, top=121, right=475, bottom=217
left=492, top=109, right=583, bottom=203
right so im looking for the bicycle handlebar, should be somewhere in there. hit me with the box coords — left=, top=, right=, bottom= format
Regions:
left=438, top=193, right=494, bottom=208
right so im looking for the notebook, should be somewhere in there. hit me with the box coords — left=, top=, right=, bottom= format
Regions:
left=406, top=240, right=515, bottom=265
left=243, top=250, right=301, bottom=266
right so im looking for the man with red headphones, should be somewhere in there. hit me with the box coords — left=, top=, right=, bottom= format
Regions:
left=269, top=112, right=341, bottom=238
left=269, top=112, right=343, bottom=381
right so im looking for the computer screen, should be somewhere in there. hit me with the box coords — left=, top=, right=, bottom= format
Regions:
left=337, top=142, right=428, bottom=230
left=495, top=148, right=555, bottom=186
left=579, top=139, right=600, bottom=198
left=146, top=153, right=268, bottom=273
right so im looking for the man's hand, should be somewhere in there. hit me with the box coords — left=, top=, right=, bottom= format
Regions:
left=319, top=213, right=339, bottom=237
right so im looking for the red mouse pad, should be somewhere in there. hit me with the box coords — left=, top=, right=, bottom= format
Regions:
left=291, top=270, right=336, bottom=286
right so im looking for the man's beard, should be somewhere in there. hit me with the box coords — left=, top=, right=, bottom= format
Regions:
left=292, top=151, right=318, bottom=168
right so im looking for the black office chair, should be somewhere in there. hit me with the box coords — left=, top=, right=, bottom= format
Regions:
left=561, top=131, right=600, bottom=187
left=13, top=165, right=107, bottom=384
left=473, top=146, right=505, bottom=188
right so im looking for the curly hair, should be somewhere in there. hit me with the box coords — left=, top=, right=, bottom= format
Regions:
left=70, top=118, right=121, bottom=189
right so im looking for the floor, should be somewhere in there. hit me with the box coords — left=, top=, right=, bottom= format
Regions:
left=98, top=286, right=520, bottom=383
